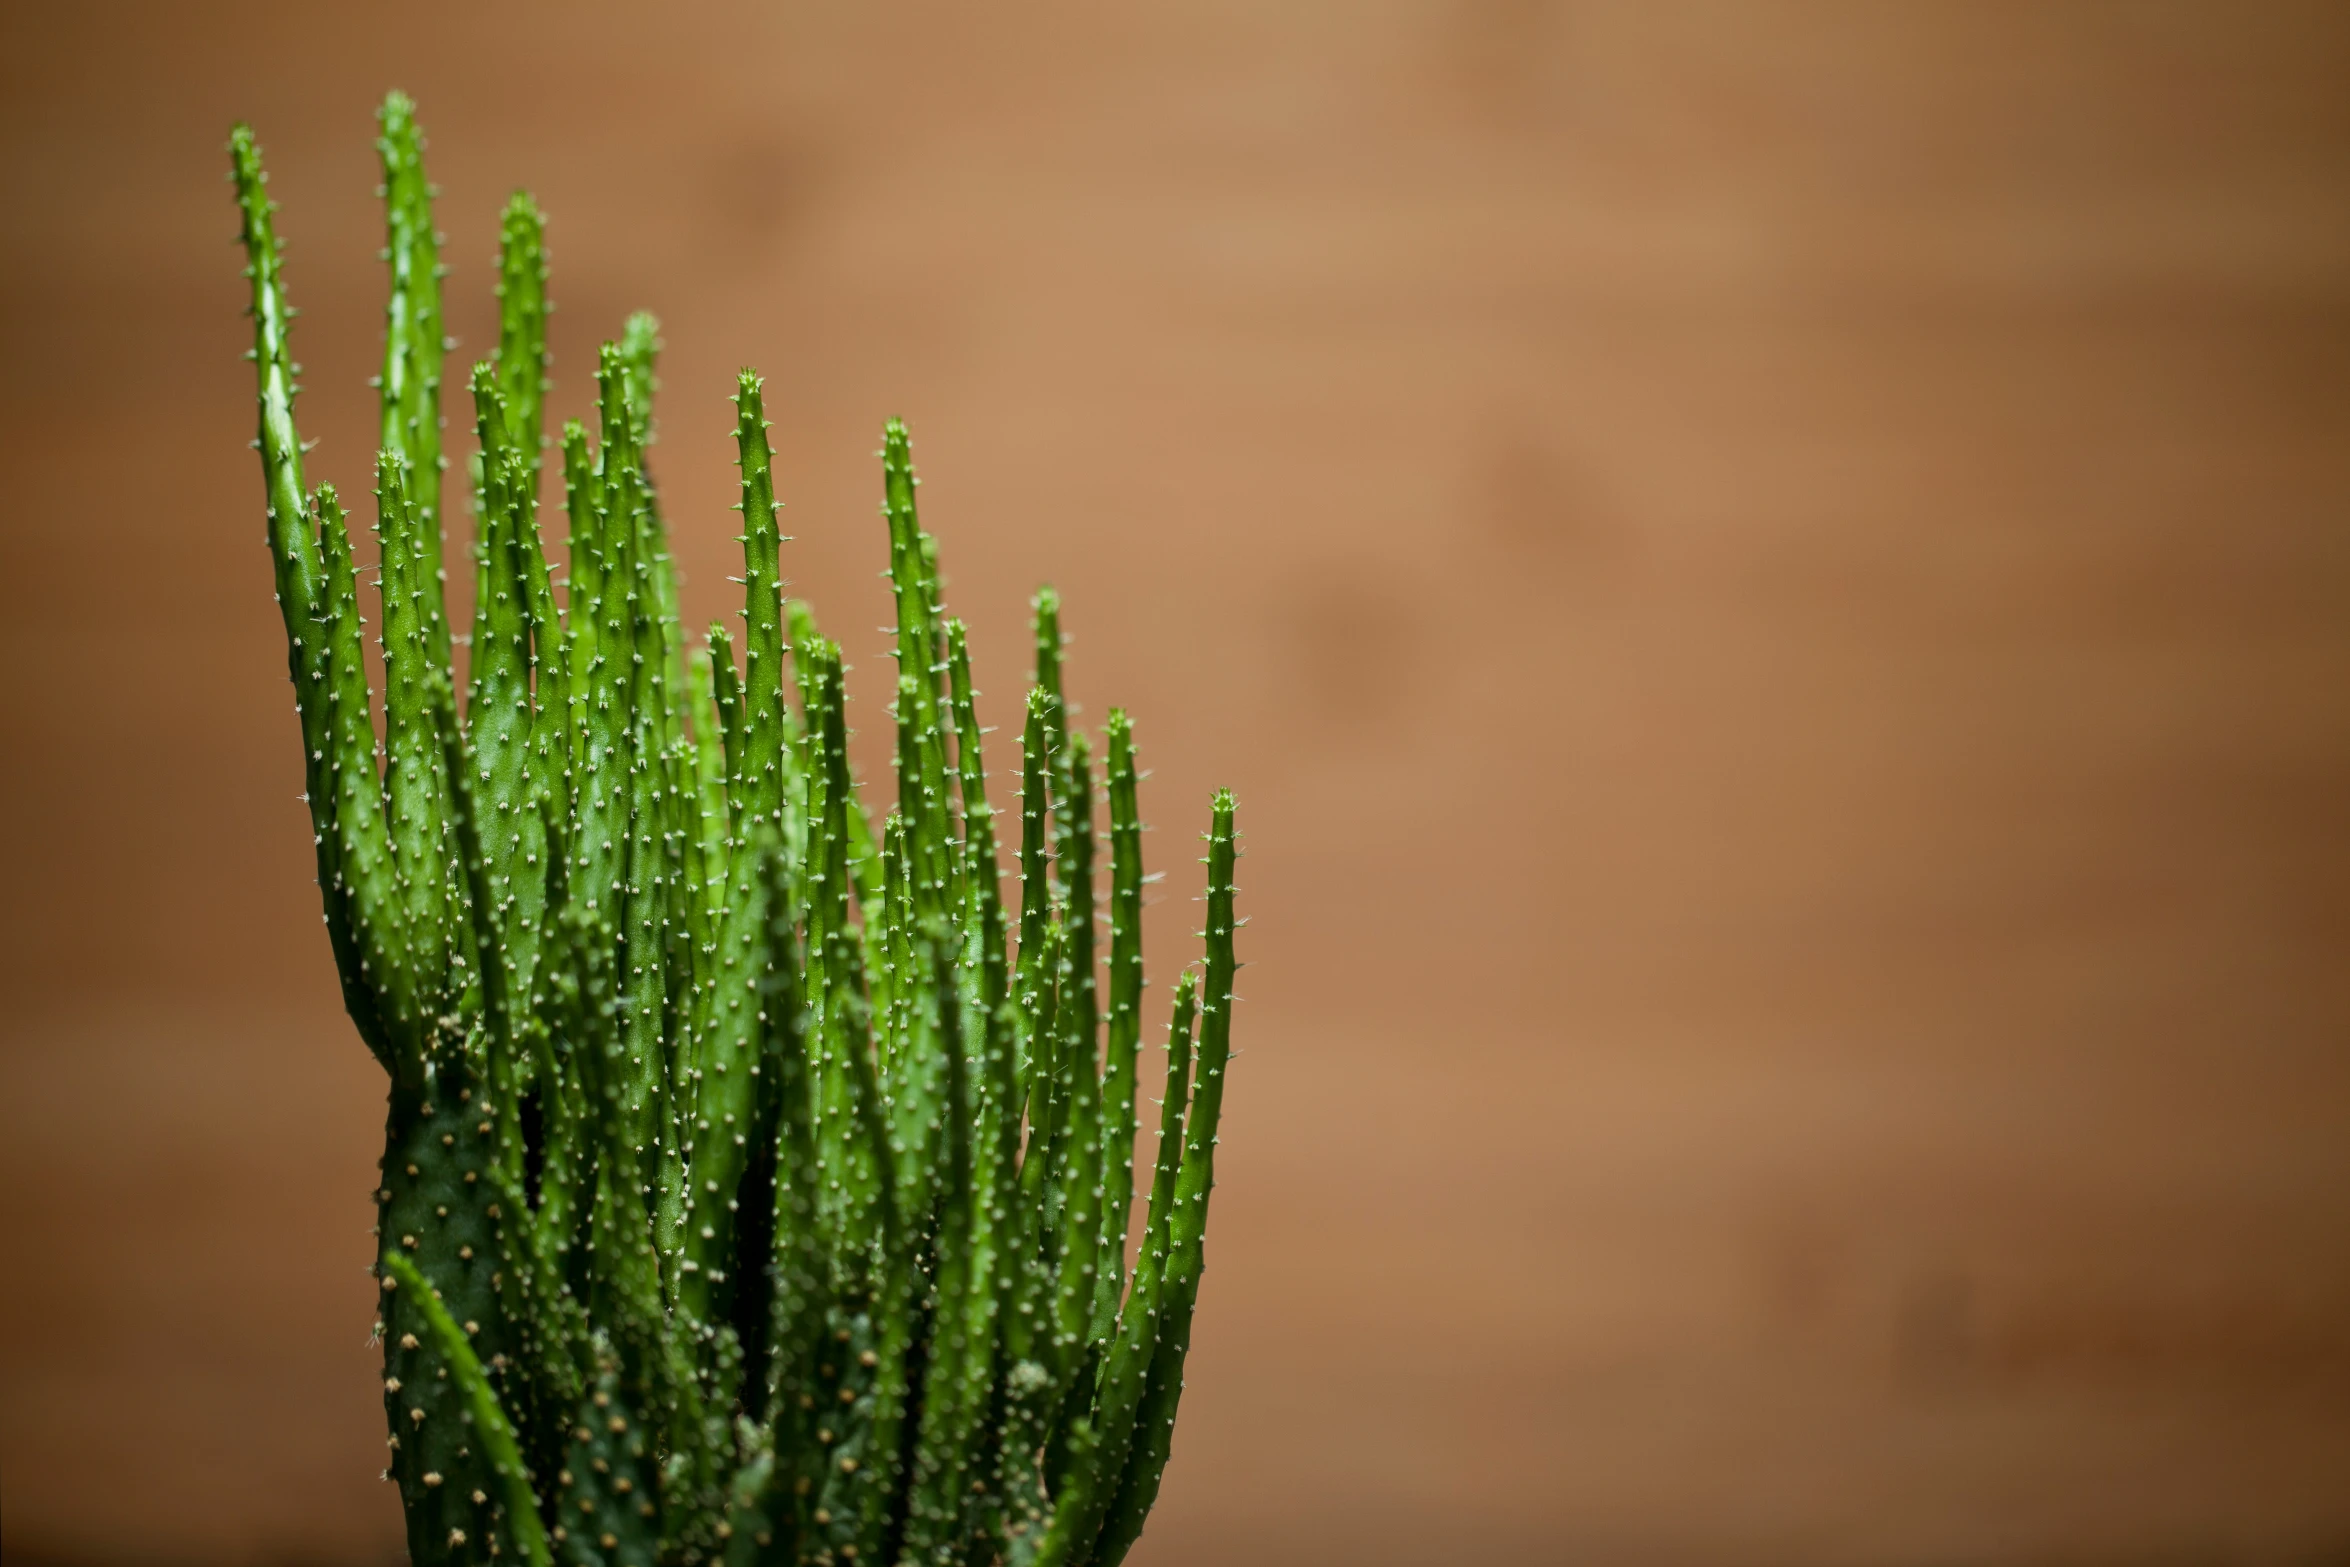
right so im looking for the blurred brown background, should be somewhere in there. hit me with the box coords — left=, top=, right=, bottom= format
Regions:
left=3, top=3, right=2348, bottom=1563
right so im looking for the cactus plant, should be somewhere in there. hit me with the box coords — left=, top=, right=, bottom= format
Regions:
left=227, top=92, right=1239, bottom=1567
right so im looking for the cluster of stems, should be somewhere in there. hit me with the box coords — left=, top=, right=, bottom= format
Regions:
left=228, top=94, right=1238, bottom=1567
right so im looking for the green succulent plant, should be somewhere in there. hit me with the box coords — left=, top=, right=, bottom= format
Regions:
left=228, top=92, right=1239, bottom=1567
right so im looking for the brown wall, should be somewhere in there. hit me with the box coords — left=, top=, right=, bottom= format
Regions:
left=3, top=3, right=2347, bottom=1563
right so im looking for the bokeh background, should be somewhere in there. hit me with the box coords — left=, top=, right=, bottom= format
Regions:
left=4, top=3, right=2348, bottom=1563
